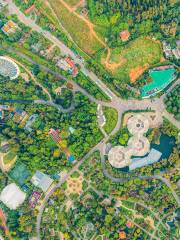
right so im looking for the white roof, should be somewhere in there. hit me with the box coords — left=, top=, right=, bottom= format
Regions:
left=128, top=135, right=150, bottom=157
left=31, top=171, right=53, bottom=192
left=127, top=114, right=149, bottom=135
left=108, top=146, right=132, bottom=168
left=0, top=56, right=20, bottom=80
left=0, top=183, right=26, bottom=210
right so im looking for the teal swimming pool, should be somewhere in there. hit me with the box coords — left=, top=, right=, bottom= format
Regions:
left=141, top=66, right=175, bottom=98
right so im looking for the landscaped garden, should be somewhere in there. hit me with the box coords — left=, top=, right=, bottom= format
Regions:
left=41, top=183, right=148, bottom=240
left=102, top=106, right=118, bottom=134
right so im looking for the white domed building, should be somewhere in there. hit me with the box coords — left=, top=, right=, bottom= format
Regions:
left=127, top=114, right=149, bottom=136
left=0, top=56, right=20, bottom=80
left=128, top=136, right=150, bottom=157
left=108, top=146, right=132, bottom=168
left=108, top=114, right=151, bottom=169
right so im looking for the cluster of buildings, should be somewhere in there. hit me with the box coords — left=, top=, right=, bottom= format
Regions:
left=29, top=171, right=54, bottom=208
left=14, top=109, right=41, bottom=132
left=162, top=40, right=180, bottom=60
left=30, top=40, right=78, bottom=77
left=56, top=57, right=78, bottom=77
left=0, top=104, right=41, bottom=133
left=108, top=114, right=162, bottom=170
left=0, top=169, right=54, bottom=210
left=1, top=20, right=19, bottom=36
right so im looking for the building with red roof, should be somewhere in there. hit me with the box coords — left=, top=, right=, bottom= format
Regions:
left=119, top=30, right=130, bottom=42
left=25, top=4, right=35, bottom=14
left=119, top=231, right=126, bottom=239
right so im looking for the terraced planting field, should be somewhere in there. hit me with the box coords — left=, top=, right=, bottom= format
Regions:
left=49, top=0, right=105, bottom=55
left=46, top=1, right=163, bottom=86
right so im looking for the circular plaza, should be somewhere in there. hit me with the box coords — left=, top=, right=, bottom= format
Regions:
left=0, top=56, right=20, bottom=80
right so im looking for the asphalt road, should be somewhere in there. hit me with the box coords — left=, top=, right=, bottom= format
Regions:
left=4, top=1, right=180, bottom=239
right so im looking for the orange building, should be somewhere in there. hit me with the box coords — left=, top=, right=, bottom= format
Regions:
left=119, top=30, right=130, bottom=42
left=126, top=220, right=134, bottom=228
left=25, top=4, right=35, bottom=15
left=119, top=231, right=126, bottom=239
left=1, top=20, right=18, bottom=35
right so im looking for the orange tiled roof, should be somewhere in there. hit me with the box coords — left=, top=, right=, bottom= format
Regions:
left=119, top=231, right=126, bottom=239
left=119, top=30, right=130, bottom=41
left=8, top=21, right=15, bottom=28
left=25, top=4, right=35, bottom=14
left=126, top=220, right=133, bottom=228
left=3, top=25, right=10, bottom=32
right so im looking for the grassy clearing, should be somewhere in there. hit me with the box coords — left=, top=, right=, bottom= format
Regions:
left=101, top=37, right=162, bottom=83
left=103, top=106, right=118, bottom=134
left=49, top=0, right=104, bottom=55
left=3, top=151, right=17, bottom=164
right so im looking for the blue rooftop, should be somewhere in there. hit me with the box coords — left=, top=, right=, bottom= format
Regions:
left=68, top=155, right=76, bottom=162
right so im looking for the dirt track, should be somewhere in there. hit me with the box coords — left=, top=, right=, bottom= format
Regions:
left=48, top=0, right=124, bottom=71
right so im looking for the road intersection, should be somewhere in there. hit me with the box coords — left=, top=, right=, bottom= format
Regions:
left=3, top=1, right=180, bottom=239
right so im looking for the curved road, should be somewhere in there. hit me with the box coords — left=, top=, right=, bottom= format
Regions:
left=101, top=154, right=180, bottom=205
left=4, top=1, right=180, bottom=239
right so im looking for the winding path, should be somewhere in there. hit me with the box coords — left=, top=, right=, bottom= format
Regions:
left=6, top=56, right=53, bottom=102
left=4, top=1, right=180, bottom=239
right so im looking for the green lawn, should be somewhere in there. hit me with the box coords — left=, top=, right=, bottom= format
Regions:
left=3, top=151, right=17, bottom=164
left=101, top=37, right=162, bottom=83
left=103, top=106, right=118, bottom=134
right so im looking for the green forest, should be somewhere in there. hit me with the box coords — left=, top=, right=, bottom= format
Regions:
left=164, top=84, right=180, bottom=121
left=88, top=0, right=179, bottom=47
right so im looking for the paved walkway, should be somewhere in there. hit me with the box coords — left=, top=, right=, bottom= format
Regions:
left=6, top=0, right=180, bottom=130
left=4, top=1, right=180, bottom=239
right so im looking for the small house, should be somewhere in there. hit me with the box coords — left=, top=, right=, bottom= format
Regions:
left=119, top=30, right=130, bottom=42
